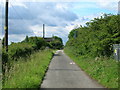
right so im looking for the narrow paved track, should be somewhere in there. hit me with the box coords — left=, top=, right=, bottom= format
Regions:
left=41, top=50, right=104, bottom=88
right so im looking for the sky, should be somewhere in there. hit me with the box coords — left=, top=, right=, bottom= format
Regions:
left=0, top=0, right=119, bottom=45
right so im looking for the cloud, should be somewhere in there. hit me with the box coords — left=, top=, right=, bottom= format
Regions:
left=1, top=2, right=78, bottom=44
left=8, top=20, right=33, bottom=35
left=3, top=0, right=119, bottom=2
left=8, top=34, right=26, bottom=44
left=5, top=2, right=78, bottom=35
left=29, top=24, right=68, bottom=44
left=8, top=0, right=119, bottom=13
left=28, top=12, right=99, bottom=45
left=97, top=1, right=118, bottom=11
left=9, top=2, right=28, bottom=8
left=0, top=1, right=118, bottom=45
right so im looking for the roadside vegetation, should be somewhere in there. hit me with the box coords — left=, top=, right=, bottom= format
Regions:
left=64, top=14, right=120, bottom=88
left=3, top=50, right=53, bottom=88
left=47, top=36, right=64, bottom=49
left=2, top=36, right=63, bottom=88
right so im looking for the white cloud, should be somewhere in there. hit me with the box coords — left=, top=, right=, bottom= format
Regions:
left=0, top=2, right=78, bottom=44
left=1, top=1, right=118, bottom=45
left=97, top=0, right=118, bottom=11
left=55, top=3, right=71, bottom=10
left=1, top=0, right=119, bottom=3
left=73, top=4, right=99, bottom=9
left=5, top=0, right=120, bottom=2
left=0, top=0, right=27, bottom=8
left=6, top=0, right=119, bottom=13
left=8, top=34, right=26, bottom=44
left=0, top=34, right=26, bottom=45
left=29, top=25, right=43, bottom=36
left=29, top=24, right=74, bottom=45
left=9, top=2, right=28, bottom=9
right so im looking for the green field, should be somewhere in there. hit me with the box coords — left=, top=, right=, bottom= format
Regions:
left=3, top=50, right=53, bottom=88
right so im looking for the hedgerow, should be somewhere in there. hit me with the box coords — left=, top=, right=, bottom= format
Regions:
left=2, top=37, right=46, bottom=64
left=65, top=14, right=120, bottom=57
left=64, top=14, right=119, bottom=88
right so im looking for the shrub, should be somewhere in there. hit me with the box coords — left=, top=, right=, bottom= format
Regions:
left=65, top=14, right=120, bottom=57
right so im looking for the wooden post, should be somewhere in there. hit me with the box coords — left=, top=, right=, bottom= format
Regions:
left=4, top=0, right=9, bottom=52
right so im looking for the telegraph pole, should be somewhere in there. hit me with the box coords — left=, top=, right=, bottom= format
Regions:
left=118, top=1, right=120, bottom=15
left=43, top=24, right=45, bottom=39
left=4, top=0, right=9, bottom=52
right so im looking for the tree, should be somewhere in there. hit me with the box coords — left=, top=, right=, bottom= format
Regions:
left=65, top=14, right=120, bottom=57
left=24, top=36, right=29, bottom=42
left=48, top=36, right=63, bottom=49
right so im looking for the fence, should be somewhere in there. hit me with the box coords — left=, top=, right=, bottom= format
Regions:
left=113, top=44, right=120, bottom=61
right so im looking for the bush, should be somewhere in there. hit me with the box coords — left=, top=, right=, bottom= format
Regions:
left=2, top=36, right=47, bottom=63
left=22, top=36, right=47, bottom=50
left=48, top=36, right=64, bottom=49
left=65, top=14, right=120, bottom=57
left=8, top=43, right=34, bottom=60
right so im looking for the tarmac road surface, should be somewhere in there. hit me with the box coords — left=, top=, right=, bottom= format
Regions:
left=41, top=50, right=105, bottom=88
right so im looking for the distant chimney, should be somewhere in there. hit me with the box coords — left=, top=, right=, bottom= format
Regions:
left=43, top=24, right=45, bottom=38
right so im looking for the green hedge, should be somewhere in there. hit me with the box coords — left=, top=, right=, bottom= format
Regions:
left=65, top=14, right=120, bottom=57
left=8, top=43, right=33, bottom=60
left=2, top=37, right=47, bottom=64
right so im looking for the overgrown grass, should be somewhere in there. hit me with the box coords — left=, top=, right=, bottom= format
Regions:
left=64, top=48, right=119, bottom=88
left=3, top=50, right=53, bottom=88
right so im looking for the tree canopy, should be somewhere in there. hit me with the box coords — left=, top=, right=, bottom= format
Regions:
left=65, top=14, right=120, bottom=57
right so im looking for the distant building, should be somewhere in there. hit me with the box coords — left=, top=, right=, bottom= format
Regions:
left=42, top=24, right=55, bottom=42
left=44, top=37, right=54, bottom=42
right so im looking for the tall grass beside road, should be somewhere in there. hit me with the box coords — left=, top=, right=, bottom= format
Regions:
left=64, top=14, right=119, bottom=89
left=64, top=48, right=119, bottom=88
left=3, top=50, right=53, bottom=88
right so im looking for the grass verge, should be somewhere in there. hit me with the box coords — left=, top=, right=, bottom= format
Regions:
left=64, top=49, right=119, bottom=88
left=3, top=50, right=53, bottom=88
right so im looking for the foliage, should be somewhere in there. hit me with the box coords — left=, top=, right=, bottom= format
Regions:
left=2, top=33, right=62, bottom=88
left=64, top=48, right=119, bottom=88
left=9, top=43, right=34, bottom=59
left=48, top=36, right=63, bottom=49
left=64, top=14, right=119, bottom=88
left=22, top=36, right=47, bottom=50
left=2, top=36, right=47, bottom=63
left=3, top=50, right=53, bottom=88
left=65, top=14, right=120, bottom=57
left=2, top=35, right=63, bottom=81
